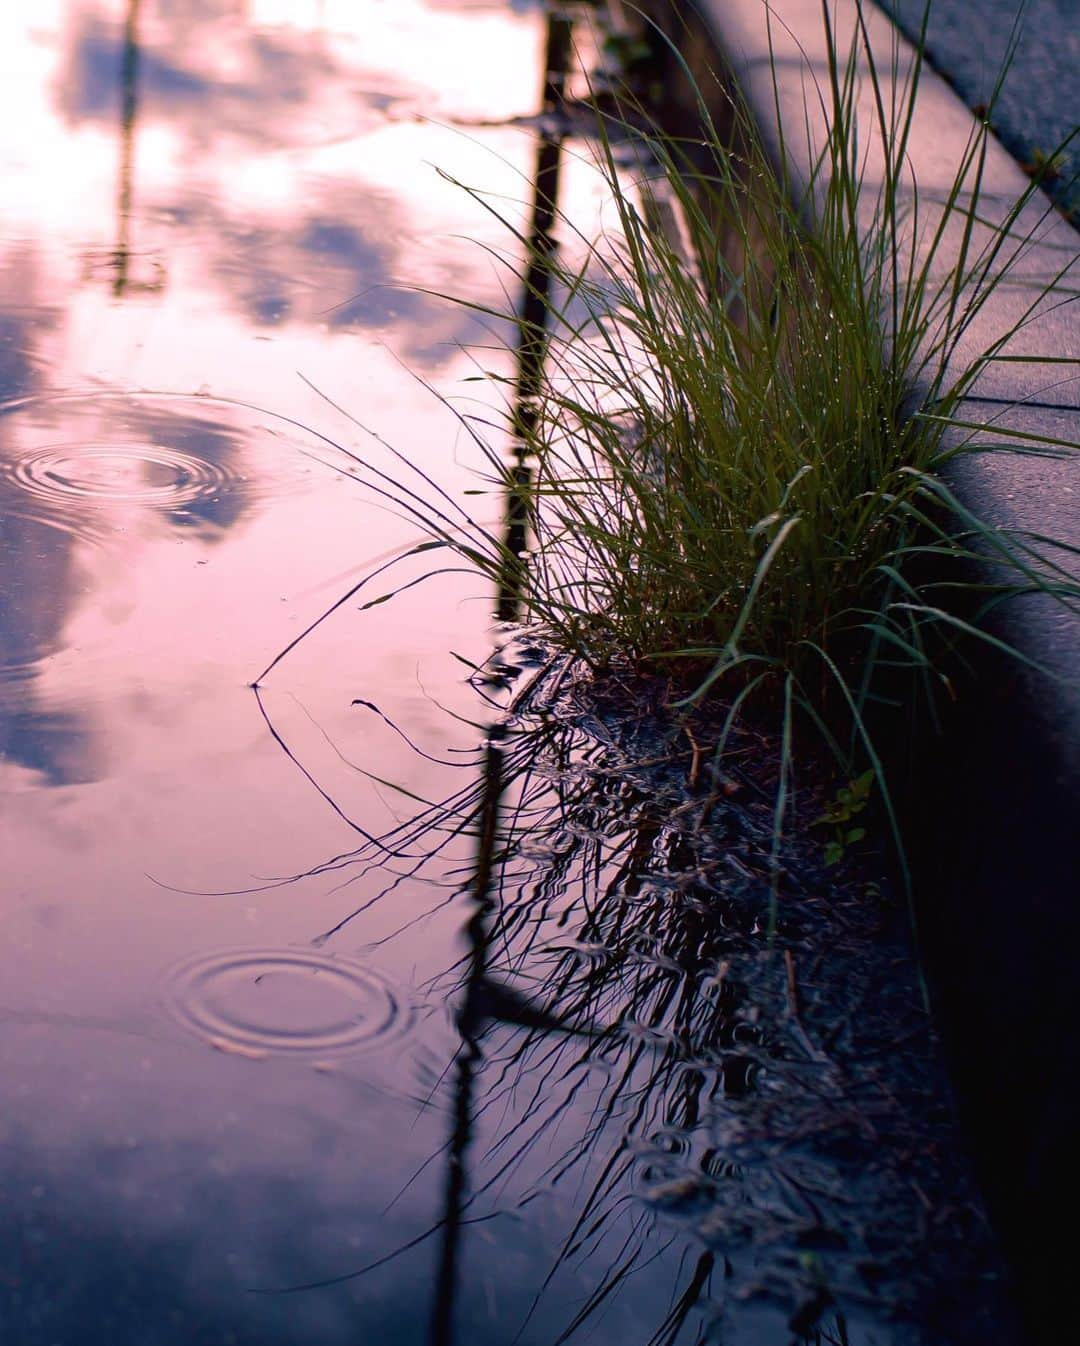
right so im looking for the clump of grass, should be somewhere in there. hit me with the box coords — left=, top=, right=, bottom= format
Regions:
left=497, top=21, right=1065, bottom=698
left=283, top=3, right=1078, bottom=867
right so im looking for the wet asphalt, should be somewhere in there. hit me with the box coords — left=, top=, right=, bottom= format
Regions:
left=881, top=0, right=1079, bottom=219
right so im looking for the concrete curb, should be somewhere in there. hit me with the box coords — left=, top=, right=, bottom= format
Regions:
left=624, top=0, right=1079, bottom=1338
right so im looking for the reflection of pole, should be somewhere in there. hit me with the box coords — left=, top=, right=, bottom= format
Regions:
left=497, top=11, right=573, bottom=623
left=428, top=728, right=506, bottom=1346
left=114, top=0, right=142, bottom=297
left=433, top=19, right=576, bottom=1314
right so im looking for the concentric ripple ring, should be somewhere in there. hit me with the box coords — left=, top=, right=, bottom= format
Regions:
left=6, top=442, right=234, bottom=510
left=165, top=948, right=412, bottom=1058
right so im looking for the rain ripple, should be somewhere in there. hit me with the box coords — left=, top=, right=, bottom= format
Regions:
left=165, top=948, right=414, bottom=1059
left=0, top=391, right=320, bottom=546
left=5, top=442, right=235, bottom=511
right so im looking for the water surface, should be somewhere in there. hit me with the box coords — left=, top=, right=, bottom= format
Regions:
left=0, top=4, right=660, bottom=1341
left=0, top=5, right=1011, bottom=1344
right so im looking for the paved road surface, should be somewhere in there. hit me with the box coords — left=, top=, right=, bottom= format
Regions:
left=881, top=0, right=1079, bottom=220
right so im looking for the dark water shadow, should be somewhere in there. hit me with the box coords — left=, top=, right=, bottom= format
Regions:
left=247, top=626, right=1017, bottom=1345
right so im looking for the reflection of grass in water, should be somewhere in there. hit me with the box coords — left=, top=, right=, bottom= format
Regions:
left=261, top=655, right=1005, bottom=1342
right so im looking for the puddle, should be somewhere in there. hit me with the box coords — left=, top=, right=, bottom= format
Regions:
left=0, top=3, right=1014, bottom=1345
